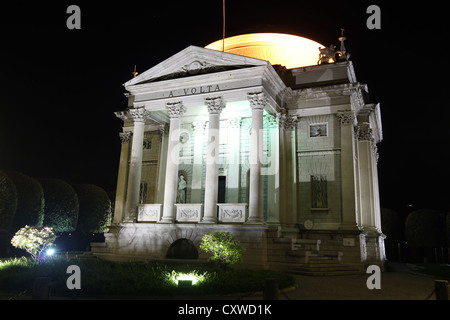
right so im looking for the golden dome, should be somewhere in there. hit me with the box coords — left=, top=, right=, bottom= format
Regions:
left=205, top=33, right=325, bottom=69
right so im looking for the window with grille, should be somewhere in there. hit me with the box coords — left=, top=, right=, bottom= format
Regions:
left=139, top=182, right=148, bottom=204
left=311, top=175, right=328, bottom=208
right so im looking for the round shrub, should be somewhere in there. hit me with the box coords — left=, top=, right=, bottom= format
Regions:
left=0, top=171, right=18, bottom=232
left=11, top=225, right=57, bottom=263
left=6, top=171, right=44, bottom=230
left=381, top=208, right=400, bottom=244
left=200, top=232, right=245, bottom=268
left=40, top=178, right=79, bottom=232
left=72, top=184, right=112, bottom=233
left=446, top=212, right=450, bottom=245
left=405, top=209, right=443, bottom=248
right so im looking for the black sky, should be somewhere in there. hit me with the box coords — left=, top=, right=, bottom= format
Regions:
left=0, top=1, right=447, bottom=213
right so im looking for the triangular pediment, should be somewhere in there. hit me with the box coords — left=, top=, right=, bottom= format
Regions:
left=124, top=46, right=270, bottom=88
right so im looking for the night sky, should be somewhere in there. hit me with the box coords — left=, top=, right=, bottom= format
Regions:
left=0, top=1, right=446, bottom=214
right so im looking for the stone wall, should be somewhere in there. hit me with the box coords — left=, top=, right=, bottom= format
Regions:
left=98, top=223, right=268, bottom=269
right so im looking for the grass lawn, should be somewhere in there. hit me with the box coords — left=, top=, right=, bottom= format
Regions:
left=0, top=257, right=296, bottom=297
left=411, top=263, right=450, bottom=280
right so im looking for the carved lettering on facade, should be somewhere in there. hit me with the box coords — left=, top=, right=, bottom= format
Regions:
left=168, top=84, right=221, bottom=98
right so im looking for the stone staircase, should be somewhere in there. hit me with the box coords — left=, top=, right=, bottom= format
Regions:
left=291, top=255, right=362, bottom=276
left=76, top=242, right=108, bottom=260
left=267, top=229, right=363, bottom=276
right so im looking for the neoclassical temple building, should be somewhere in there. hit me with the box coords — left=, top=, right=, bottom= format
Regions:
left=95, top=33, right=385, bottom=274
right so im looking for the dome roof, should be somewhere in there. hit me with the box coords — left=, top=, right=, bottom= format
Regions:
left=205, top=33, right=325, bottom=69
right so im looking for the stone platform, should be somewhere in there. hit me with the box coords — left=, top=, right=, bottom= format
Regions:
left=90, top=223, right=385, bottom=275
left=92, top=223, right=268, bottom=269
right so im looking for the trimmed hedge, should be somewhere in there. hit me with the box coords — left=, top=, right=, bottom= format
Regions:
left=381, top=208, right=401, bottom=244
left=40, top=178, right=79, bottom=232
left=5, top=171, right=44, bottom=231
left=72, top=184, right=112, bottom=233
left=0, top=171, right=18, bottom=232
left=405, top=209, right=444, bottom=248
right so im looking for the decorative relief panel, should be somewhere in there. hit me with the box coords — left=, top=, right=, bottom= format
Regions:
left=137, top=204, right=162, bottom=222
left=217, top=203, right=247, bottom=223
left=175, top=204, right=202, bottom=222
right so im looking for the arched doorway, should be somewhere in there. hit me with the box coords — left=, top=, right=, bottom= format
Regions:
left=165, top=238, right=198, bottom=259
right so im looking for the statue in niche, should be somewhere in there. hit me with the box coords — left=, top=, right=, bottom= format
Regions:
left=176, top=175, right=187, bottom=203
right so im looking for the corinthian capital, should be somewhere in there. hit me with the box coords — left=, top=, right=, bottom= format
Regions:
left=356, top=123, right=374, bottom=141
left=166, top=101, right=186, bottom=118
left=114, top=111, right=130, bottom=121
left=205, top=96, right=225, bottom=114
left=277, top=113, right=298, bottom=130
left=119, top=131, right=132, bottom=143
left=247, top=92, right=267, bottom=109
left=129, top=107, right=151, bottom=122
left=336, top=110, right=355, bottom=126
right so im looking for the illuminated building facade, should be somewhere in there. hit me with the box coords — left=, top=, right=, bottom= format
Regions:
left=98, top=34, right=385, bottom=274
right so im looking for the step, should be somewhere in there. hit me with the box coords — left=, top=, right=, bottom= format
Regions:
left=292, top=269, right=362, bottom=276
left=90, top=242, right=107, bottom=248
left=76, top=252, right=98, bottom=260
left=293, top=266, right=362, bottom=276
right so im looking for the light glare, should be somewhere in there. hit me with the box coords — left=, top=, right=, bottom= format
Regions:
left=171, top=271, right=207, bottom=286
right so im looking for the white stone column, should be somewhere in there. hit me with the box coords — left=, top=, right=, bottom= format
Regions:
left=113, top=131, right=132, bottom=224
left=124, top=107, right=151, bottom=222
left=247, top=92, right=266, bottom=224
left=337, top=110, right=359, bottom=230
left=201, top=97, right=225, bottom=223
left=160, top=101, right=186, bottom=223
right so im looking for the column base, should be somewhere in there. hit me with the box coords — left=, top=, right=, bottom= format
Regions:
left=245, top=218, right=264, bottom=225
left=338, top=223, right=361, bottom=232
left=122, top=215, right=137, bottom=223
left=158, top=217, right=174, bottom=224
left=199, top=218, right=217, bottom=224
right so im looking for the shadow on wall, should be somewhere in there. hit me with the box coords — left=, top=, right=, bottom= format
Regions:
left=165, top=238, right=199, bottom=259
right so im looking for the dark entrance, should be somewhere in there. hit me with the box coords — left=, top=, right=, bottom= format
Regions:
left=218, top=176, right=226, bottom=203
left=165, top=238, right=198, bottom=259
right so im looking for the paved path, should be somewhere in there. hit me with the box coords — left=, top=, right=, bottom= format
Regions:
left=257, top=264, right=438, bottom=300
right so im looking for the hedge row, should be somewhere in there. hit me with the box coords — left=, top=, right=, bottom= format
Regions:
left=381, top=208, right=450, bottom=247
left=0, top=171, right=112, bottom=235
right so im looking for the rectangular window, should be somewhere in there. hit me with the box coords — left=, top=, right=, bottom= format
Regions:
left=309, top=123, right=327, bottom=138
left=139, top=182, right=148, bottom=204
left=311, top=175, right=328, bottom=208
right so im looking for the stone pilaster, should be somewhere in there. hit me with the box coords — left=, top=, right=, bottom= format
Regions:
left=356, top=122, right=382, bottom=233
left=227, top=117, right=242, bottom=203
left=191, top=121, right=206, bottom=203
left=336, top=110, right=359, bottom=230
left=277, top=110, right=298, bottom=226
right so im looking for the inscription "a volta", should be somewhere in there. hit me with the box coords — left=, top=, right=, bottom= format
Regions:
left=168, top=84, right=221, bottom=98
